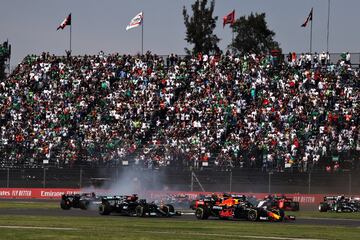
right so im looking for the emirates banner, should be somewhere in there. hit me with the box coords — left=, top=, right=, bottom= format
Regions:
left=0, top=188, right=80, bottom=199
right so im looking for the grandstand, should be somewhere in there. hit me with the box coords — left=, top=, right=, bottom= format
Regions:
left=0, top=51, right=358, bottom=172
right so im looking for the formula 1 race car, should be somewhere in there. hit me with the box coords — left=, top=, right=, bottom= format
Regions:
left=194, top=194, right=295, bottom=222
left=190, top=193, right=247, bottom=210
left=190, top=195, right=218, bottom=210
left=60, top=192, right=102, bottom=210
left=263, top=195, right=300, bottom=211
left=163, top=194, right=192, bottom=209
left=99, top=194, right=180, bottom=217
left=319, top=196, right=360, bottom=212
left=99, top=194, right=140, bottom=216
left=135, top=201, right=181, bottom=217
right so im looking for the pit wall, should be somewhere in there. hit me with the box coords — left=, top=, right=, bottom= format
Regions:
left=0, top=188, right=349, bottom=205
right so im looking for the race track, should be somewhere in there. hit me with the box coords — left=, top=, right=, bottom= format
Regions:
left=0, top=207, right=359, bottom=227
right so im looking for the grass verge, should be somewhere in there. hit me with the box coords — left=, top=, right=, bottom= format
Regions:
left=0, top=215, right=359, bottom=240
left=287, top=211, right=360, bottom=220
left=0, top=201, right=58, bottom=209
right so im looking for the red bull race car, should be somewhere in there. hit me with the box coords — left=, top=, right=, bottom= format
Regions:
left=194, top=193, right=295, bottom=222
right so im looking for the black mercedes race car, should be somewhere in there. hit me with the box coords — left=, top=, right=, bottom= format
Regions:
left=135, top=201, right=181, bottom=217
left=99, top=194, right=180, bottom=217
left=319, top=196, right=360, bottom=212
left=99, top=194, right=140, bottom=216
left=60, top=192, right=102, bottom=210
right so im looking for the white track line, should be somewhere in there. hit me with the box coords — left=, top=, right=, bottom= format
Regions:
left=181, top=212, right=195, bottom=215
left=132, top=230, right=324, bottom=240
left=0, top=225, right=77, bottom=230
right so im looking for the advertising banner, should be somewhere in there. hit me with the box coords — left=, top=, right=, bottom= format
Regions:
left=0, top=188, right=350, bottom=205
left=0, top=188, right=80, bottom=199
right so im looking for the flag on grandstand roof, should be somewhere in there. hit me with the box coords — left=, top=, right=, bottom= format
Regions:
left=126, top=12, right=143, bottom=31
left=57, top=14, right=71, bottom=30
left=301, top=8, right=313, bottom=27
left=223, top=10, right=235, bottom=28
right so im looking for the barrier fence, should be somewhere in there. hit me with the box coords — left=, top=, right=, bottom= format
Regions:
left=0, top=168, right=358, bottom=195
left=0, top=188, right=326, bottom=205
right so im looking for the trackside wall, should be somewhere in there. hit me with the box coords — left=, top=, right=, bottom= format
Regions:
left=0, top=188, right=350, bottom=206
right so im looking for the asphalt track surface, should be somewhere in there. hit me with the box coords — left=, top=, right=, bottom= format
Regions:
left=0, top=207, right=359, bottom=227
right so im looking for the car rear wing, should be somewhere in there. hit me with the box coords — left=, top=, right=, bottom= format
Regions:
left=101, top=196, right=126, bottom=201
left=230, top=194, right=247, bottom=200
left=61, top=194, right=80, bottom=199
left=323, top=196, right=338, bottom=201
left=101, top=195, right=140, bottom=202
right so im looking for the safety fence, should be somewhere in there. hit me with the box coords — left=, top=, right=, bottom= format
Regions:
left=0, top=168, right=358, bottom=195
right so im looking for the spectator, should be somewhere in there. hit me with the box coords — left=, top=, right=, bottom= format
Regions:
left=0, top=51, right=358, bottom=173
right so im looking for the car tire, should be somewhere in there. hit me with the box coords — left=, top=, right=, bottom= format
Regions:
left=195, top=207, right=209, bottom=220
left=342, top=207, right=354, bottom=213
left=247, top=209, right=258, bottom=221
left=166, top=204, right=175, bottom=214
left=99, top=202, right=111, bottom=215
left=79, top=201, right=89, bottom=210
left=60, top=199, right=71, bottom=210
left=136, top=205, right=145, bottom=217
left=160, top=205, right=169, bottom=216
left=318, top=203, right=328, bottom=212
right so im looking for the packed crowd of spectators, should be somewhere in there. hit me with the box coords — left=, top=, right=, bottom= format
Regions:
left=0, top=51, right=358, bottom=172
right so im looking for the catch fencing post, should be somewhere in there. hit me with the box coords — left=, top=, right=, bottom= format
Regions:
left=348, top=173, right=352, bottom=195
left=268, top=172, right=272, bottom=193
left=79, top=168, right=83, bottom=189
left=43, top=167, right=46, bottom=188
left=308, top=172, right=311, bottom=194
left=190, top=170, right=194, bottom=191
left=6, top=168, right=9, bottom=188
left=229, top=170, right=232, bottom=192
